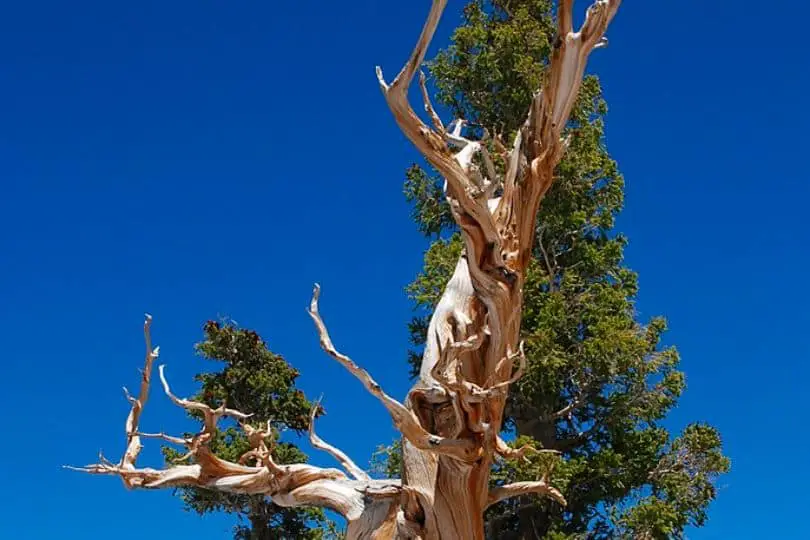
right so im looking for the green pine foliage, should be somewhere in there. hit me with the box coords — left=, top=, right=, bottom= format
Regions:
left=400, top=1, right=729, bottom=538
left=164, top=320, right=338, bottom=539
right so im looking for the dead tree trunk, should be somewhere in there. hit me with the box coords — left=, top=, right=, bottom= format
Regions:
left=69, top=1, right=622, bottom=538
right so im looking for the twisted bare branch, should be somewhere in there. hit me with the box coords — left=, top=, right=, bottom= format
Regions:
left=376, top=0, right=503, bottom=261
left=487, top=480, right=566, bottom=508
left=309, top=401, right=371, bottom=481
left=308, top=284, right=478, bottom=462
left=68, top=315, right=402, bottom=532
left=120, top=315, right=160, bottom=472
left=137, top=431, right=190, bottom=446
left=158, top=364, right=252, bottom=435
left=494, top=435, right=560, bottom=461
left=68, top=315, right=160, bottom=485
left=418, top=70, right=445, bottom=134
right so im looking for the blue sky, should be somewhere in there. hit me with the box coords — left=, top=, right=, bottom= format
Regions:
left=1, top=0, right=807, bottom=538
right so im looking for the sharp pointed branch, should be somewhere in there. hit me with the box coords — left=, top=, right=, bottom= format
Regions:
left=158, top=364, right=214, bottom=416
left=308, top=284, right=477, bottom=461
left=494, top=435, right=560, bottom=461
left=98, top=451, right=115, bottom=467
left=545, top=0, right=622, bottom=134
left=487, top=480, right=567, bottom=508
left=377, top=0, right=446, bottom=92
left=64, top=463, right=117, bottom=474
left=418, top=71, right=444, bottom=134
left=123, top=315, right=159, bottom=441
left=137, top=432, right=190, bottom=446
left=116, top=314, right=161, bottom=478
left=376, top=0, right=502, bottom=254
left=487, top=342, right=527, bottom=393
left=581, top=1, right=622, bottom=49
left=308, top=401, right=371, bottom=481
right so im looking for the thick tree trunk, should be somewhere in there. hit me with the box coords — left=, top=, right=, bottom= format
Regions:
left=69, top=2, right=622, bottom=538
left=377, top=1, right=621, bottom=537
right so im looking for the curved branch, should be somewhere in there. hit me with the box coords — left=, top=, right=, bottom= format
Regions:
left=545, top=0, right=622, bottom=137
left=418, top=70, right=445, bottom=134
left=375, top=0, right=503, bottom=265
left=487, top=480, right=566, bottom=508
left=309, top=401, right=371, bottom=481
left=120, top=314, right=160, bottom=475
left=487, top=341, right=527, bottom=393
left=308, top=284, right=478, bottom=462
left=494, top=435, right=560, bottom=462
left=540, top=396, right=585, bottom=423
left=137, top=431, right=190, bottom=447
left=67, top=315, right=403, bottom=534
left=158, top=364, right=252, bottom=434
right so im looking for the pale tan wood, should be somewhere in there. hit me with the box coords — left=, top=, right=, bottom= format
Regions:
left=70, top=2, right=622, bottom=538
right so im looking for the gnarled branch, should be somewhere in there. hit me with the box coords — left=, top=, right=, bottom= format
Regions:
left=68, top=315, right=402, bottom=532
left=494, top=435, right=560, bottom=462
left=308, top=284, right=478, bottom=462
left=487, top=480, right=566, bottom=508
left=376, top=0, right=504, bottom=270
left=81, top=314, right=159, bottom=487
left=159, top=364, right=252, bottom=434
left=309, top=401, right=371, bottom=481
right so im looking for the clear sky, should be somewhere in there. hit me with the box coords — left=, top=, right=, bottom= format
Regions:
left=1, top=1, right=807, bottom=538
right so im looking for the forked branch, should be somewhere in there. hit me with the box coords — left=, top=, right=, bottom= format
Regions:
left=494, top=435, right=560, bottom=462
left=376, top=0, right=502, bottom=257
left=68, top=316, right=401, bottom=531
left=158, top=364, right=252, bottom=434
left=545, top=0, right=621, bottom=135
left=70, top=314, right=160, bottom=486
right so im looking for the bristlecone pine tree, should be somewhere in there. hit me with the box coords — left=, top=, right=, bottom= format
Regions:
left=70, top=1, right=723, bottom=538
left=394, top=1, right=729, bottom=538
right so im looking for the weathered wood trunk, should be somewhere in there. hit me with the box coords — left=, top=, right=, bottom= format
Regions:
left=69, top=1, right=622, bottom=538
